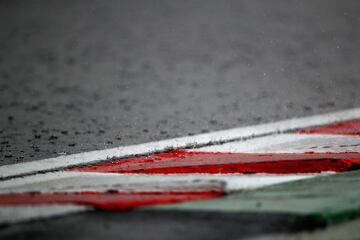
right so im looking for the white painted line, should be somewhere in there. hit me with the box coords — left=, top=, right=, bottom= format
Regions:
left=0, top=205, right=89, bottom=225
left=0, top=172, right=225, bottom=193
left=0, top=172, right=320, bottom=224
left=193, top=134, right=360, bottom=153
left=0, top=171, right=319, bottom=194
left=1, top=108, right=360, bottom=179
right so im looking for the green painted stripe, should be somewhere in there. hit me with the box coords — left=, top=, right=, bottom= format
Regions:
left=148, top=171, right=360, bottom=224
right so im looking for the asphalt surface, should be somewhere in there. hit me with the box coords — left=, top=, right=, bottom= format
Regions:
left=1, top=0, right=360, bottom=165
left=0, top=211, right=325, bottom=240
left=1, top=0, right=360, bottom=239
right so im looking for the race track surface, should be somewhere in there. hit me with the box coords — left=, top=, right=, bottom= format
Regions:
left=0, top=0, right=359, bottom=239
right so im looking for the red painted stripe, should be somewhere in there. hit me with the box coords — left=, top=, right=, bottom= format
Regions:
left=70, top=150, right=360, bottom=174
left=298, top=119, right=360, bottom=136
left=0, top=191, right=222, bottom=211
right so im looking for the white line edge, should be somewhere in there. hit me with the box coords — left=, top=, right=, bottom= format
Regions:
left=0, top=205, right=89, bottom=225
left=1, top=108, right=360, bottom=179
left=0, top=171, right=322, bottom=193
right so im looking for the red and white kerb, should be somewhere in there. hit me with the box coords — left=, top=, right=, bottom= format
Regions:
left=0, top=109, right=360, bottom=224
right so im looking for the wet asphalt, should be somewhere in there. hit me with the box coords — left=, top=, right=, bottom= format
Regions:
left=0, top=0, right=360, bottom=239
left=0, top=211, right=325, bottom=240
left=1, top=0, right=360, bottom=166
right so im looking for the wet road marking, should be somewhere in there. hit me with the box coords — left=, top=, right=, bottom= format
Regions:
left=0, top=205, right=89, bottom=225
left=0, top=172, right=315, bottom=194
left=0, top=108, right=360, bottom=224
left=71, top=150, right=360, bottom=174
left=0, top=172, right=317, bottom=224
left=151, top=170, right=360, bottom=224
left=1, top=108, right=360, bottom=179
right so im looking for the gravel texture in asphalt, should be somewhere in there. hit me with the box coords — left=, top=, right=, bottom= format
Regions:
left=1, top=0, right=360, bottom=165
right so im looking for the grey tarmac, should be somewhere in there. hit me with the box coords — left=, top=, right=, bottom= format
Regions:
left=0, top=211, right=326, bottom=240
left=1, top=0, right=360, bottom=165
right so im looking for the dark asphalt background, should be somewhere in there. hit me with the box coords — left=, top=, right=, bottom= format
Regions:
left=0, top=211, right=325, bottom=240
left=0, top=0, right=360, bottom=239
left=1, top=0, right=360, bottom=166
